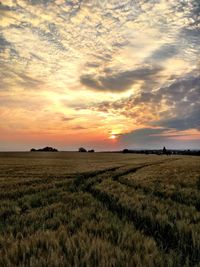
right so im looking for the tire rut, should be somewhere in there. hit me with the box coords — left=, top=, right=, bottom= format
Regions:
left=70, top=159, right=198, bottom=266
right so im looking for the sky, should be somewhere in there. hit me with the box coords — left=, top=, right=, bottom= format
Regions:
left=0, top=0, right=200, bottom=151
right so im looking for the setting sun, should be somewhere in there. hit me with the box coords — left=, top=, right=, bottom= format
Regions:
left=109, top=135, right=117, bottom=140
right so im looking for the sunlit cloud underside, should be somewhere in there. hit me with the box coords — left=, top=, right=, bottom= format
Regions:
left=0, top=0, right=199, bottom=150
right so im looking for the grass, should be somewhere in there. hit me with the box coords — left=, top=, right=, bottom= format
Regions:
left=0, top=152, right=200, bottom=266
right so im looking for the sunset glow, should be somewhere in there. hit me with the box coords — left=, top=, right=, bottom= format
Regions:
left=0, top=0, right=199, bottom=151
left=109, top=135, right=117, bottom=140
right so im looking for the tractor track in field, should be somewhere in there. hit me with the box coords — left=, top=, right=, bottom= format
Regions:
left=70, top=158, right=199, bottom=266
left=111, top=158, right=200, bottom=212
left=115, top=175, right=200, bottom=212
left=70, top=159, right=175, bottom=192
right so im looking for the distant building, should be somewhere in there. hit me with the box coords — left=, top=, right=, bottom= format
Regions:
left=163, top=146, right=167, bottom=154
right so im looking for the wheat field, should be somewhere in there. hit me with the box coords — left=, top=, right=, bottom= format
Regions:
left=0, top=152, right=200, bottom=267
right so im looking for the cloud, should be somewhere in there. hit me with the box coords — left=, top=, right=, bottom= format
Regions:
left=90, top=72, right=200, bottom=131
left=118, top=127, right=169, bottom=149
left=28, top=0, right=54, bottom=5
left=0, top=2, right=13, bottom=11
left=180, top=28, right=200, bottom=50
left=85, top=62, right=101, bottom=68
left=80, top=65, right=163, bottom=92
left=0, top=34, right=11, bottom=52
left=0, top=94, right=50, bottom=111
left=0, top=66, right=43, bottom=91
left=119, top=127, right=200, bottom=149
left=17, top=73, right=43, bottom=89
left=72, top=126, right=87, bottom=130
left=149, top=44, right=179, bottom=61
left=155, top=108, right=200, bottom=131
left=187, top=0, right=200, bottom=19
left=61, top=116, right=75, bottom=122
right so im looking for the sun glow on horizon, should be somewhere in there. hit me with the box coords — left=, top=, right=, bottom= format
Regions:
left=109, top=134, right=117, bottom=140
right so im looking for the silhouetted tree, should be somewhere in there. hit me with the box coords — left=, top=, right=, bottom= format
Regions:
left=88, top=149, right=95, bottom=153
left=30, top=147, right=58, bottom=152
left=79, top=147, right=87, bottom=152
left=123, top=149, right=129, bottom=153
